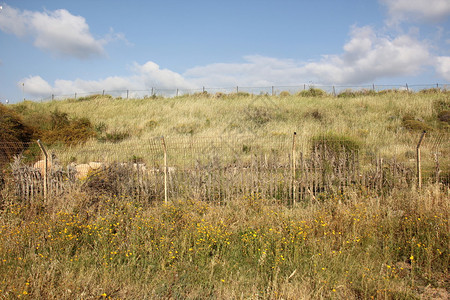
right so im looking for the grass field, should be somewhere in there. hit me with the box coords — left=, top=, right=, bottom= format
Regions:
left=1, top=89, right=449, bottom=299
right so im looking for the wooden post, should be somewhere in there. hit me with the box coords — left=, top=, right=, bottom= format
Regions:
left=291, top=132, right=297, bottom=205
left=176, top=89, right=179, bottom=97
left=332, top=86, right=336, bottom=97
left=372, top=84, right=375, bottom=91
left=151, top=87, right=154, bottom=96
left=406, top=83, right=409, bottom=92
left=126, top=90, right=129, bottom=99
left=161, top=136, right=168, bottom=203
left=416, top=131, right=426, bottom=189
left=236, top=86, right=239, bottom=93
left=37, top=140, right=48, bottom=201
left=74, top=93, right=77, bottom=100
left=272, top=86, right=274, bottom=96
left=102, top=90, right=105, bottom=96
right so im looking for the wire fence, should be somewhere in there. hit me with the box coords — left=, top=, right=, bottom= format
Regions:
left=28, top=83, right=450, bottom=102
left=1, top=132, right=448, bottom=204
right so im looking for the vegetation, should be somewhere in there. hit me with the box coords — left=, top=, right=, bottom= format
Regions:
left=0, top=188, right=448, bottom=299
left=1, top=89, right=449, bottom=298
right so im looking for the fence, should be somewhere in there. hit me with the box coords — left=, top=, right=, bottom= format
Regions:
left=1, top=132, right=448, bottom=204
left=29, top=83, right=450, bottom=102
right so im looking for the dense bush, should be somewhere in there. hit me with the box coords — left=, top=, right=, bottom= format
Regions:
left=0, top=104, right=36, bottom=166
left=297, top=87, right=328, bottom=97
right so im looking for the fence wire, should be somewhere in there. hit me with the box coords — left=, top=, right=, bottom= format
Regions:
left=1, top=132, right=449, bottom=203
left=22, top=83, right=450, bottom=102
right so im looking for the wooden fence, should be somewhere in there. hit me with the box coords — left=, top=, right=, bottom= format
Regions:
left=2, top=139, right=428, bottom=204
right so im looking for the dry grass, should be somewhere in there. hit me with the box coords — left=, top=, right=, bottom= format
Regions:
left=0, top=186, right=448, bottom=299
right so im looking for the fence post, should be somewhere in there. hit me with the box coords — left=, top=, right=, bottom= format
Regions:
left=372, top=84, right=375, bottom=92
left=332, top=86, right=336, bottom=97
left=151, top=87, right=154, bottom=96
left=74, top=93, right=77, bottom=100
left=236, top=86, right=239, bottom=93
left=127, top=90, right=129, bottom=99
left=161, top=136, right=168, bottom=203
left=291, top=132, right=297, bottom=206
left=52, top=94, right=54, bottom=101
left=176, top=89, right=179, bottom=97
left=406, top=83, right=409, bottom=92
left=272, top=86, right=274, bottom=96
left=416, top=131, right=426, bottom=189
left=37, top=140, right=48, bottom=201
left=102, top=90, right=105, bottom=96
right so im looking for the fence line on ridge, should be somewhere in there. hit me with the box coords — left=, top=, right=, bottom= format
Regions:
left=19, top=83, right=450, bottom=102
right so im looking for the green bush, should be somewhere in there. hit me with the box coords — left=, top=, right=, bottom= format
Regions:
left=97, top=130, right=130, bottom=143
left=402, top=114, right=433, bottom=132
left=311, top=133, right=361, bottom=154
left=297, top=88, right=327, bottom=97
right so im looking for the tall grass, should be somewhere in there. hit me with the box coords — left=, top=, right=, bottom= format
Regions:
left=0, top=186, right=448, bottom=299
left=11, top=91, right=449, bottom=167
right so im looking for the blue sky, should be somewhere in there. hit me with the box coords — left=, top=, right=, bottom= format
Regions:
left=0, top=0, right=449, bottom=103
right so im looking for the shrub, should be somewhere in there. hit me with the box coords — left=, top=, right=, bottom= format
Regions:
left=76, top=94, right=113, bottom=102
left=279, top=91, right=290, bottom=97
left=42, top=117, right=96, bottom=145
left=0, top=104, right=36, bottom=166
left=401, top=114, right=433, bottom=132
left=437, top=110, right=450, bottom=124
left=97, top=130, right=130, bottom=143
left=297, top=88, right=327, bottom=97
left=337, top=89, right=376, bottom=98
left=311, top=133, right=361, bottom=154
left=245, top=106, right=273, bottom=126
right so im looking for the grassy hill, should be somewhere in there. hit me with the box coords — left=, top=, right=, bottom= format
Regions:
left=8, top=89, right=450, bottom=172
left=1, top=89, right=449, bottom=299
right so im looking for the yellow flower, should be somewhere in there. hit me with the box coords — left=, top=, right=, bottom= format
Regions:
left=410, top=255, right=414, bottom=260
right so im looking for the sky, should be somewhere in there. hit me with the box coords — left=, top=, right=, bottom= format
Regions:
left=0, top=0, right=449, bottom=103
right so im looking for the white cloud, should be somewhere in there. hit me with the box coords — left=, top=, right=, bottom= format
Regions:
left=20, top=61, right=194, bottom=97
left=186, top=26, right=431, bottom=85
left=301, top=26, right=431, bottom=84
left=381, top=0, right=450, bottom=24
left=435, top=56, right=450, bottom=81
left=0, top=4, right=112, bottom=59
left=21, top=76, right=53, bottom=96
left=19, top=25, right=445, bottom=98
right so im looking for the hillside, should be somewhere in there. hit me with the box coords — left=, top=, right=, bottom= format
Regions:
left=1, top=90, right=449, bottom=299
left=8, top=89, right=450, bottom=170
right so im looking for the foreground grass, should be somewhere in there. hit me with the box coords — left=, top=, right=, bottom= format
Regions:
left=0, top=186, right=448, bottom=299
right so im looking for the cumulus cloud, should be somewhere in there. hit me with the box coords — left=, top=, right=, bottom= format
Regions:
left=19, top=23, right=445, bottom=98
left=302, top=26, right=431, bottom=84
left=381, top=0, right=450, bottom=24
left=20, top=61, right=194, bottom=97
left=435, top=56, right=450, bottom=81
left=186, top=26, right=431, bottom=85
left=0, top=4, right=112, bottom=58
left=20, top=76, right=53, bottom=96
